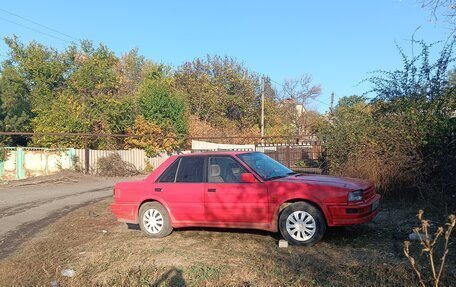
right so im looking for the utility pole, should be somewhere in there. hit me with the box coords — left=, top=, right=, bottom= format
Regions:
left=261, top=76, right=265, bottom=138
left=330, top=92, right=335, bottom=115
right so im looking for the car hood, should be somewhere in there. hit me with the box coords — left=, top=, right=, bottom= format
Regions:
left=273, top=174, right=372, bottom=190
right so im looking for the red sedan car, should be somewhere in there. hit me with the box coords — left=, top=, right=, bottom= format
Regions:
left=111, top=152, right=380, bottom=246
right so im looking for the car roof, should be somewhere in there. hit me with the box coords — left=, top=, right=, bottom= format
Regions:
left=178, top=151, right=256, bottom=157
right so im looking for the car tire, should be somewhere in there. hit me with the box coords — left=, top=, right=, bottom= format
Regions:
left=279, top=202, right=326, bottom=246
left=138, top=202, right=173, bottom=238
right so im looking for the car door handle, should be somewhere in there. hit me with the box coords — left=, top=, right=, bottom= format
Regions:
left=207, top=188, right=216, bottom=193
left=154, top=188, right=162, bottom=192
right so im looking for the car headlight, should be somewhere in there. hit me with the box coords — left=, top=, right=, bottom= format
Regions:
left=348, top=190, right=363, bottom=202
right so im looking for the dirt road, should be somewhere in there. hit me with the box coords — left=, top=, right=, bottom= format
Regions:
left=0, top=173, right=145, bottom=258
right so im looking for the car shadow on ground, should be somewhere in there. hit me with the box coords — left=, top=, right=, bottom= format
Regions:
left=126, top=222, right=390, bottom=246
left=126, top=222, right=281, bottom=239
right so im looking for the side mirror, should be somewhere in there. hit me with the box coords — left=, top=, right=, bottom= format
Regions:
left=240, top=173, right=257, bottom=183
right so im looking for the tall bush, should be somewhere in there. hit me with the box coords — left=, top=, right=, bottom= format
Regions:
left=319, top=40, right=456, bottom=197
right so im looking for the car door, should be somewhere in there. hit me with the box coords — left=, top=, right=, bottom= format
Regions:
left=205, top=156, right=269, bottom=223
left=154, top=156, right=206, bottom=222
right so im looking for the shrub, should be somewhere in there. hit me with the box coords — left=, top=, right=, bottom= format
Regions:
left=318, top=40, right=456, bottom=198
left=97, top=153, right=139, bottom=177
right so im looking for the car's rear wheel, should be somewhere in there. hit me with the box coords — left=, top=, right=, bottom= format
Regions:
left=279, top=202, right=326, bottom=246
left=139, top=202, right=173, bottom=238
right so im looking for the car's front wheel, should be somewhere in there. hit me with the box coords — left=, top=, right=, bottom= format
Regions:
left=279, top=202, right=326, bottom=246
left=139, top=202, right=173, bottom=238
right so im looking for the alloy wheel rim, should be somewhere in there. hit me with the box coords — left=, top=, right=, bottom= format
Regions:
left=286, top=211, right=316, bottom=241
left=143, top=208, right=164, bottom=234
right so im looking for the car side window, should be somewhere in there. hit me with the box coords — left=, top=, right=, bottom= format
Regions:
left=158, top=158, right=180, bottom=182
left=175, top=157, right=204, bottom=183
left=208, top=156, right=247, bottom=183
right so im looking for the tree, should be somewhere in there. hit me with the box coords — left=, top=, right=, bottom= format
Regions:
left=32, top=90, right=91, bottom=147
left=138, top=66, right=187, bottom=137
left=318, top=95, right=374, bottom=171
left=113, top=48, right=147, bottom=97
left=1, top=36, right=71, bottom=146
left=125, top=115, right=180, bottom=156
left=0, top=63, right=32, bottom=145
left=29, top=41, right=125, bottom=148
left=281, top=74, right=322, bottom=136
left=123, top=64, right=188, bottom=154
left=4, top=36, right=70, bottom=117
left=68, top=40, right=118, bottom=100
left=174, top=55, right=260, bottom=132
left=420, top=0, right=456, bottom=27
left=261, top=78, right=295, bottom=138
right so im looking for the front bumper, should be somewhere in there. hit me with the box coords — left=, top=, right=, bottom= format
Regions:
left=327, top=194, right=381, bottom=226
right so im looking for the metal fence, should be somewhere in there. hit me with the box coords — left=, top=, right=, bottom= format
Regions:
left=190, top=139, right=324, bottom=174
left=256, top=142, right=323, bottom=174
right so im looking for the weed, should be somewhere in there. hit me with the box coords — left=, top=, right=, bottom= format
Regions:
left=404, top=210, right=455, bottom=287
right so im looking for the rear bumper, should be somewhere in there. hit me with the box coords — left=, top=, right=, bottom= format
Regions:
left=111, top=202, right=138, bottom=224
left=327, top=194, right=381, bottom=226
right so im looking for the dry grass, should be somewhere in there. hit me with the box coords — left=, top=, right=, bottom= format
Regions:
left=0, top=200, right=454, bottom=287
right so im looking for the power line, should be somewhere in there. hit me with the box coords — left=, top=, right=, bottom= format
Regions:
left=0, top=8, right=79, bottom=42
left=269, top=78, right=332, bottom=107
left=0, top=16, right=73, bottom=44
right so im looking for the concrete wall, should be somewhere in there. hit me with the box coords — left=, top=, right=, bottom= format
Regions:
left=0, top=148, right=74, bottom=180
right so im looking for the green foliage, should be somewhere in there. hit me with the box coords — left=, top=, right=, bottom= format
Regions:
left=319, top=40, right=456, bottom=196
left=0, top=37, right=313, bottom=151
left=0, top=64, right=32, bottom=131
left=95, top=95, right=136, bottom=134
left=114, top=48, right=146, bottom=96
left=174, top=55, right=260, bottom=131
left=0, top=37, right=173, bottom=149
left=32, top=91, right=90, bottom=147
left=125, top=116, right=180, bottom=156
left=319, top=96, right=373, bottom=167
left=368, top=40, right=456, bottom=181
left=4, top=36, right=69, bottom=115
left=0, top=62, right=32, bottom=146
left=0, top=145, right=7, bottom=161
left=68, top=40, right=118, bottom=98
left=138, top=69, right=187, bottom=137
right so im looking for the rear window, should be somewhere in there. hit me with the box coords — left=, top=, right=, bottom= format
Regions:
left=175, top=156, right=204, bottom=183
left=158, top=158, right=180, bottom=182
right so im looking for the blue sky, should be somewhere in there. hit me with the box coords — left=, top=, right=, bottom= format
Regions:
left=0, top=1, right=453, bottom=113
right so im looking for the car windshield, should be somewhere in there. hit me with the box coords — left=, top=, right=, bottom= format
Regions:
left=237, top=152, right=295, bottom=180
